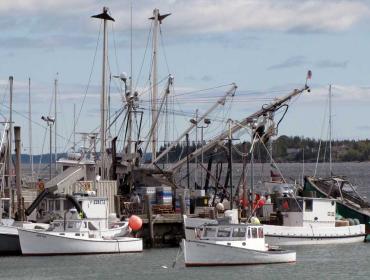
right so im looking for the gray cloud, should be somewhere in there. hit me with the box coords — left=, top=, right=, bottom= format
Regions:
left=356, top=125, right=370, bottom=130
left=316, top=59, right=348, bottom=69
left=267, top=56, right=307, bottom=70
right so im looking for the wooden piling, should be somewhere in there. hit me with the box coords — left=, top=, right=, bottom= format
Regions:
left=145, top=194, right=154, bottom=247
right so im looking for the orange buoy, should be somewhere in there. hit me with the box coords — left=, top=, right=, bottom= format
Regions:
left=128, top=215, right=143, bottom=231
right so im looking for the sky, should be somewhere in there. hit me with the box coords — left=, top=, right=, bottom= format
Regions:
left=1, top=0, right=370, bottom=155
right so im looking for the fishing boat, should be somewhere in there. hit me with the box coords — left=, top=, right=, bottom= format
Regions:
left=18, top=195, right=142, bottom=255
left=304, top=176, right=370, bottom=236
left=264, top=196, right=366, bottom=245
left=182, top=223, right=296, bottom=266
left=18, top=217, right=142, bottom=256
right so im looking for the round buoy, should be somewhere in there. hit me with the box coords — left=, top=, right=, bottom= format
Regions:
left=216, top=203, right=225, bottom=212
left=257, top=200, right=265, bottom=208
left=129, top=215, right=143, bottom=231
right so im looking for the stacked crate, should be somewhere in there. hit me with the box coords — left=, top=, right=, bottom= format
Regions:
left=156, top=186, right=172, bottom=205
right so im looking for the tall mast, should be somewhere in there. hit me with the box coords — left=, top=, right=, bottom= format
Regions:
left=8, top=76, right=13, bottom=217
left=151, top=9, right=159, bottom=162
left=92, top=7, right=115, bottom=180
left=28, top=78, right=33, bottom=180
left=149, top=9, right=170, bottom=162
left=73, top=104, right=76, bottom=151
left=329, top=84, right=332, bottom=176
left=54, top=75, right=58, bottom=172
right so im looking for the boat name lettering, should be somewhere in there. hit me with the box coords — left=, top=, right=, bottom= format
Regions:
left=94, top=200, right=106, bottom=205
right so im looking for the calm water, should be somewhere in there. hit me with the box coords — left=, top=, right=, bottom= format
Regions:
left=1, top=162, right=370, bottom=279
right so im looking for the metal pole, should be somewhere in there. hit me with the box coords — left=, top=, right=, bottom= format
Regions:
left=151, top=8, right=159, bottom=163
left=194, top=109, right=198, bottom=186
left=14, top=126, right=23, bottom=221
left=201, top=126, right=204, bottom=188
left=8, top=76, right=13, bottom=217
left=329, top=84, right=332, bottom=176
left=54, top=77, right=57, bottom=173
left=249, top=136, right=254, bottom=216
left=73, top=104, right=76, bottom=151
left=228, top=123, right=233, bottom=209
left=28, top=78, right=33, bottom=180
left=186, top=133, right=190, bottom=189
left=49, top=124, right=52, bottom=180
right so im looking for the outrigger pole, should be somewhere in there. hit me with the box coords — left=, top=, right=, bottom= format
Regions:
left=168, top=84, right=310, bottom=172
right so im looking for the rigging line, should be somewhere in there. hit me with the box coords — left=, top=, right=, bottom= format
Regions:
left=172, top=83, right=234, bottom=98
left=159, top=25, right=171, bottom=74
left=140, top=75, right=168, bottom=97
left=314, top=94, right=329, bottom=177
left=135, top=22, right=153, bottom=91
left=111, top=23, right=121, bottom=80
left=0, top=102, right=71, bottom=142
left=62, top=21, right=102, bottom=152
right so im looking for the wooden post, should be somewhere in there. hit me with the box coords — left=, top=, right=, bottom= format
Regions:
left=145, top=194, right=154, bottom=247
left=179, top=194, right=185, bottom=216
left=14, top=126, right=23, bottom=221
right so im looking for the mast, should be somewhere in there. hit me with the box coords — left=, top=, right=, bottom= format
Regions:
left=92, top=7, right=115, bottom=180
left=329, top=84, right=332, bottom=176
left=28, top=78, right=33, bottom=180
left=151, top=9, right=159, bottom=162
left=228, top=122, right=233, bottom=209
left=54, top=76, right=58, bottom=172
left=150, top=9, right=170, bottom=162
left=8, top=76, right=13, bottom=217
left=14, top=126, right=23, bottom=221
left=73, top=104, right=76, bottom=151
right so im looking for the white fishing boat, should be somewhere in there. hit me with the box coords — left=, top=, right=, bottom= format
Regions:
left=263, top=197, right=366, bottom=245
left=18, top=217, right=142, bottom=255
left=182, top=223, right=295, bottom=266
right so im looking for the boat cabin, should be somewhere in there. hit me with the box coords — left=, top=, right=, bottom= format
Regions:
left=39, top=194, right=110, bottom=228
left=199, top=224, right=267, bottom=251
left=275, top=197, right=336, bottom=227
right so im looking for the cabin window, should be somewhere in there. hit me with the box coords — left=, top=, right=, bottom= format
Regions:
left=203, top=227, right=217, bottom=238
left=258, top=227, right=264, bottom=238
left=48, top=200, right=54, bottom=211
left=217, top=227, right=232, bottom=238
left=232, top=227, right=246, bottom=238
left=55, top=200, right=61, bottom=211
left=67, top=222, right=74, bottom=229
left=305, top=200, right=313, bottom=212
left=252, top=228, right=258, bottom=238
left=247, top=228, right=251, bottom=239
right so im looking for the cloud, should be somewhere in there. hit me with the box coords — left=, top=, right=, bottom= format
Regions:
left=0, top=1, right=368, bottom=40
left=267, top=56, right=307, bottom=70
left=315, top=59, right=348, bottom=69
left=357, top=125, right=370, bottom=130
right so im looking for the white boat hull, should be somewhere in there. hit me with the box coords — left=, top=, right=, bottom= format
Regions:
left=264, top=224, right=366, bottom=246
left=18, top=229, right=143, bottom=256
left=182, top=239, right=296, bottom=266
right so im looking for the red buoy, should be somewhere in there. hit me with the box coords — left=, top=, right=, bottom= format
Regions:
left=129, top=215, right=143, bottom=231
left=257, top=199, right=265, bottom=208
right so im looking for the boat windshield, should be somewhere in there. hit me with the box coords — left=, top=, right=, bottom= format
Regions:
left=217, top=227, right=231, bottom=238
left=232, top=227, right=246, bottom=238
left=203, top=227, right=217, bottom=238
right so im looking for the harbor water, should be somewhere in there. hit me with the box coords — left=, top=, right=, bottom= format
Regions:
left=1, top=162, right=370, bottom=279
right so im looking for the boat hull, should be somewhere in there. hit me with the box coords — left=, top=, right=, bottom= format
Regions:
left=18, top=229, right=143, bottom=256
left=264, top=224, right=366, bottom=245
left=182, top=239, right=296, bottom=266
